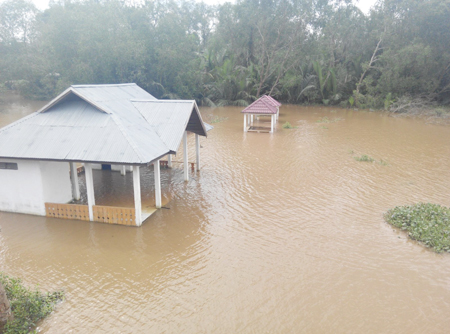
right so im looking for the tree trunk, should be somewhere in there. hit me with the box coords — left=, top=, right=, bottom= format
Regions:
left=0, top=282, right=12, bottom=332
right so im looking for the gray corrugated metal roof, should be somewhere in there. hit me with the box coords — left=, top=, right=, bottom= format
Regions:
left=0, top=84, right=211, bottom=164
left=132, top=100, right=208, bottom=152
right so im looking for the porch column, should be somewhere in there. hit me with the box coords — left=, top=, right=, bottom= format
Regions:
left=183, top=131, right=189, bottom=181
left=168, top=154, right=172, bottom=168
left=128, top=166, right=133, bottom=172
left=195, top=134, right=200, bottom=171
left=271, top=114, right=274, bottom=133
left=243, top=114, right=247, bottom=132
left=84, top=163, right=95, bottom=221
left=251, top=114, right=254, bottom=125
left=69, top=162, right=80, bottom=201
left=277, top=107, right=279, bottom=121
left=120, top=165, right=126, bottom=176
left=154, top=160, right=162, bottom=208
left=133, top=166, right=142, bottom=226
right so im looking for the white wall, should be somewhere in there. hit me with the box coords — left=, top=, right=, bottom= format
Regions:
left=40, top=161, right=72, bottom=205
left=0, top=159, right=73, bottom=216
left=0, top=159, right=45, bottom=215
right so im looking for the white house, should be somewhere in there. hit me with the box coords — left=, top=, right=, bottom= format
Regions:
left=0, top=83, right=212, bottom=226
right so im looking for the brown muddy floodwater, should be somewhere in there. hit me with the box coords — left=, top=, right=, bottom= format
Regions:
left=1, top=92, right=450, bottom=333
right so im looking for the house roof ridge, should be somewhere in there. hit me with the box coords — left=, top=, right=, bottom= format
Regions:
left=131, top=99, right=195, bottom=103
left=71, top=83, right=136, bottom=88
left=37, top=87, right=112, bottom=114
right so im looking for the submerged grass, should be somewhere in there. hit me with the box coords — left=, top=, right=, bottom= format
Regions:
left=0, top=273, right=64, bottom=334
left=209, top=115, right=228, bottom=123
left=316, top=116, right=343, bottom=123
left=384, top=203, right=450, bottom=253
left=350, top=151, right=388, bottom=165
left=354, top=154, right=374, bottom=162
left=282, top=121, right=298, bottom=129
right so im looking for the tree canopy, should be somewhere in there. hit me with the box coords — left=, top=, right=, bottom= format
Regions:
left=0, top=0, right=449, bottom=108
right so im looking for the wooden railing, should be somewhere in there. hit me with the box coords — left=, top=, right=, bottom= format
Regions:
left=45, top=203, right=90, bottom=221
left=93, top=205, right=136, bottom=226
left=45, top=203, right=136, bottom=226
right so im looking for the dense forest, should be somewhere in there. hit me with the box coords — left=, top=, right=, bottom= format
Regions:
left=0, top=0, right=449, bottom=108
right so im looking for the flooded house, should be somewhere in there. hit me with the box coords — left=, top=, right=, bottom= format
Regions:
left=0, top=83, right=211, bottom=226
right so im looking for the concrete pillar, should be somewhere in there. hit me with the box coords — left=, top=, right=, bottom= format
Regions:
left=69, top=162, right=80, bottom=200
left=195, top=134, right=200, bottom=171
left=277, top=107, right=279, bottom=121
left=244, top=114, right=247, bottom=132
left=168, top=154, right=172, bottom=168
left=84, top=163, right=95, bottom=221
left=154, top=160, right=161, bottom=209
left=120, top=165, right=126, bottom=176
left=133, top=166, right=142, bottom=226
left=128, top=166, right=133, bottom=172
left=251, top=114, right=254, bottom=125
left=183, top=131, right=189, bottom=181
left=271, top=114, right=274, bottom=133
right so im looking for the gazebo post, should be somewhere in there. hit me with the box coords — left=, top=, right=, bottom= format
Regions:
left=69, top=162, right=80, bottom=200
left=120, top=165, right=126, bottom=176
left=84, top=163, right=95, bottom=221
left=154, top=160, right=161, bottom=208
left=251, top=114, right=253, bottom=125
left=271, top=114, right=274, bottom=133
left=133, top=166, right=142, bottom=226
left=277, top=107, right=279, bottom=121
left=195, top=134, right=200, bottom=171
left=168, top=154, right=172, bottom=168
left=183, top=131, right=189, bottom=181
left=243, top=113, right=247, bottom=132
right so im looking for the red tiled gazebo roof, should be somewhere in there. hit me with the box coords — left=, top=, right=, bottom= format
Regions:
left=241, top=95, right=281, bottom=114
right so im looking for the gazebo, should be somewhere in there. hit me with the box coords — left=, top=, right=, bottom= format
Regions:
left=242, top=95, right=282, bottom=133
left=0, top=83, right=212, bottom=226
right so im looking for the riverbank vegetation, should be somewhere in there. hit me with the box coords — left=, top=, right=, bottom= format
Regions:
left=0, top=0, right=449, bottom=108
left=385, top=203, right=450, bottom=253
left=0, top=273, right=63, bottom=334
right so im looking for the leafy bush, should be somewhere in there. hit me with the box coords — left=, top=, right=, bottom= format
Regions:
left=0, top=274, right=64, bottom=334
left=384, top=203, right=450, bottom=253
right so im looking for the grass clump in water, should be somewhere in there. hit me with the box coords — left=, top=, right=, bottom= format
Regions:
left=282, top=121, right=298, bottom=129
left=354, top=154, right=374, bottom=162
left=316, top=116, right=330, bottom=123
left=316, top=116, right=343, bottom=123
left=384, top=203, right=450, bottom=253
left=210, top=115, right=228, bottom=123
left=0, top=273, right=64, bottom=334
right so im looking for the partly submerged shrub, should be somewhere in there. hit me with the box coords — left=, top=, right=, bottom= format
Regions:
left=384, top=203, right=450, bottom=253
left=0, top=273, right=64, bottom=334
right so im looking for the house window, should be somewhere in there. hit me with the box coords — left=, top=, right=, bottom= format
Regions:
left=0, top=162, right=18, bottom=170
